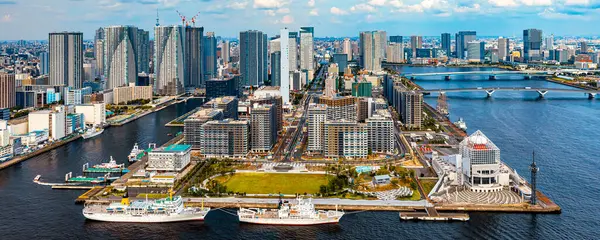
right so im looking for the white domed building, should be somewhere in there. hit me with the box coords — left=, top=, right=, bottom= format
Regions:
left=459, top=130, right=503, bottom=192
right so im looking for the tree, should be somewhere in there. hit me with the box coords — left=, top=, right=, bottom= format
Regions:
left=319, top=185, right=328, bottom=195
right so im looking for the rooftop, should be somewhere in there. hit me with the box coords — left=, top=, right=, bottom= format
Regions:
left=161, top=144, right=192, bottom=152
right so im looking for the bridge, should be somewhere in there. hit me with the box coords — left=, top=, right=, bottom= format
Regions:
left=403, top=69, right=600, bottom=80
left=420, top=87, right=599, bottom=98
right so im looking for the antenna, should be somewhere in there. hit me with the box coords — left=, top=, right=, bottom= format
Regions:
left=156, top=9, right=160, bottom=27
left=529, top=151, right=539, bottom=205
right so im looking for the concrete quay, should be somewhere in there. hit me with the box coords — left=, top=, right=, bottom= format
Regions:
left=0, top=134, right=82, bottom=171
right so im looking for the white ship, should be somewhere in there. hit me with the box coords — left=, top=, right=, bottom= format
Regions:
left=83, top=127, right=104, bottom=139
left=128, top=143, right=142, bottom=162
left=92, top=156, right=123, bottom=169
left=83, top=192, right=210, bottom=223
left=237, top=197, right=344, bottom=225
left=454, top=118, right=467, bottom=131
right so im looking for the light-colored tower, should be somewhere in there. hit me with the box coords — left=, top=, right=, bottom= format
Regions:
left=154, top=25, right=186, bottom=95
left=222, top=40, right=230, bottom=64
left=300, top=27, right=314, bottom=71
left=342, top=38, right=351, bottom=61
left=280, top=28, right=290, bottom=104
left=360, top=31, right=383, bottom=72
left=49, top=32, right=83, bottom=88
left=288, top=33, right=298, bottom=72
left=95, top=40, right=104, bottom=77
left=104, top=26, right=139, bottom=90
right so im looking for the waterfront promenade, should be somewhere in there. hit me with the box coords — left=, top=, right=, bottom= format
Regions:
left=0, top=134, right=81, bottom=171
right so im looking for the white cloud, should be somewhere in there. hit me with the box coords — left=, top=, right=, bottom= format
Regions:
left=488, top=0, right=519, bottom=7
left=369, top=0, right=387, bottom=6
left=330, top=7, right=349, bottom=15
left=227, top=1, right=248, bottom=9
left=538, top=7, right=588, bottom=19
left=277, top=8, right=290, bottom=14
left=158, top=0, right=180, bottom=8
left=520, top=0, right=553, bottom=6
left=281, top=15, right=294, bottom=24
left=254, top=0, right=289, bottom=9
left=2, top=14, right=11, bottom=23
left=351, top=3, right=377, bottom=12
left=265, top=10, right=276, bottom=16
left=455, top=3, right=481, bottom=12
left=309, top=9, right=319, bottom=15
left=564, top=0, right=589, bottom=5
left=308, top=0, right=315, bottom=7
left=388, top=0, right=404, bottom=7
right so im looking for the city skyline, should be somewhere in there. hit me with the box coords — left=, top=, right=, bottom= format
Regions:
left=1, top=0, right=600, bottom=40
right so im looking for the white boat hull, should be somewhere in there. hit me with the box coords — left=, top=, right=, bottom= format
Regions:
left=83, top=212, right=207, bottom=223
left=83, top=130, right=104, bottom=139
left=238, top=216, right=342, bottom=225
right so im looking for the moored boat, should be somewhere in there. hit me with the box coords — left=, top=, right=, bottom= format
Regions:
left=83, top=127, right=104, bottom=139
left=237, top=197, right=344, bottom=225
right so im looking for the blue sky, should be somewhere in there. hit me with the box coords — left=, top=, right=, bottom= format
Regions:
left=0, top=0, right=599, bottom=40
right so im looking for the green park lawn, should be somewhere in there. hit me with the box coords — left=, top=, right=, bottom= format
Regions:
left=215, top=173, right=329, bottom=194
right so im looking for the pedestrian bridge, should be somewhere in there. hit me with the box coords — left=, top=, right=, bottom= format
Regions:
left=420, top=87, right=599, bottom=98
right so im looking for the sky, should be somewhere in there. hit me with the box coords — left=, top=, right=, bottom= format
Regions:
left=0, top=0, right=599, bottom=40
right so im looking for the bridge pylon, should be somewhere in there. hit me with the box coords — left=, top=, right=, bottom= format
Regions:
left=444, top=75, right=451, bottom=81
left=537, top=90, right=548, bottom=98
left=489, top=75, right=496, bottom=80
left=524, top=75, right=531, bottom=80
left=588, top=93, right=596, bottom=99
left=486, top=90, right=495, bottom=97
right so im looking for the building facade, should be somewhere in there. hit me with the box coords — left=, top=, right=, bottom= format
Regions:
left=155, top=26, right=185, bottom=95
left=323, top=120, right=368, bottom=159
left=280, top=28, right=290, bottom=104
left=239, top=30, right=268, bottom=87
left=360, top=31, right=385, bottom=72
left=307, top=103, right=327, bottom=152
left=319, top=96, right=357, bottom=122
left=49, top=32, right=84, bottom=88
left=206, top=76, right=239, bottom=99
left=104, top=26, right=139, bottom=90
left=250, top=104, right=277, bottom=152
left=366, top=112, right=394, bottom=154
left=300, top=27, right=314, bottom=71
left=0, top=73, right=16, bottom=109
left=147, top=144, right=192, bottom=172
left=184, top=109, right=224, bottom=149
left=184, top=26, right=204, bottom=89
left=203, top=32, right=218, bottom=81
left=200, top=119, right=249, bottom=158
left=441, top=33, right=451, bottom=56
left=523, top=29, right=543, bottom=63
left=112, top=85, right=153, bottom=104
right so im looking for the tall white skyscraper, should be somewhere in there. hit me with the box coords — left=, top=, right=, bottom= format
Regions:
left=154, top=25, right=185, bottom=95
left=104, top=26, right=139, bottom=90
left=300, top=27, right=314, bottom=71
left=545, top=34, right=554, bottom=50
left=342, top=38, right=352, bottom=61
left=359, top=31, right=384, bottom=72
left=280, top=28, right=290, bottom=104
left=95, top=40, right=104, bottom=77
left=49, top=32, right=84, bottom=88
left=288, top=33, right=298, bottom=72
left=222, top=40, right=230, bottom=64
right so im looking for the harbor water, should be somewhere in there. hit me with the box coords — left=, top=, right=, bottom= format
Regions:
left=0, top=66, right=598, bottom=239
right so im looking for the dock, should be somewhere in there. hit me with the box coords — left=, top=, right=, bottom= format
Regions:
left=52, top=185, right=94, bottom=190
left=75, top=186, right=105, bottom=203
left=83, top=168, right=129, bottom=174
left=399, top=207, right=470, bottom=221
left=0, top=134, right=81, bottom=171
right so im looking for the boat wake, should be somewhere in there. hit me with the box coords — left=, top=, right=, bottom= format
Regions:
left=33, top=175, right=84, bottom=186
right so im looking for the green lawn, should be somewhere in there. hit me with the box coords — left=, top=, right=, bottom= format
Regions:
left=216, top=173, right=329, bottom=194
left=420, top=179, right=438, bottom=195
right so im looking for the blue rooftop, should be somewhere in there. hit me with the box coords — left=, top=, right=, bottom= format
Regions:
left=162, top=144, right=191, bottom=152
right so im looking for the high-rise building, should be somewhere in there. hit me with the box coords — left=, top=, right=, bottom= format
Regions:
left=206, top=76, right=239, bottom=99
left=280, top=28, right=290, bottom=104
left=200, top=119, right=249, bottom=158
left=250, top=92, right=283, bottom=132
left=410, top=36, right=422, bottom=58
left=0, top=73, right=16, bottom=109
left=39, top=52, right=49, bottom=75
left=498, top=37, right=509, bottom=61
left=360, top=31, right=384, bottom=72
left=392, top=83, right=422, bottom=129
left=94, top=27, right=105, bottom=47
left=250, top=104, right=277, bottom=152
left=49, top=32, right=84, bottom=88
left=389, top=35, right=403, bottom=44
left=184, top=108, right=224, bottom=149
left=456, top=31, right=476, bottom=59
left=323, top=120, right=368, bottom=159
left=342, top=38, right=352, bottom=61
left=94, top=40, right=104, bottom=77
left=581, top=41, right=589, bottom=53
left=239, top=30, right=268, bottom=87
left=184, top=26, right=203, bottom=89
left=137, top=29, right=150, bottom=74
left=104, top=26, right=139, bottom=90
left=319, top=95, right=357, bottom=122
left=288, top=32, right=298, bottom=72
left=467, top=41, right=485, bottom=62
left=366, top=111, right=394, bottom=154
left=379, top=31, right=387, bottom=58
left=154, top=25, right=185, bottom=95
left=221, top=40, right=230, bottom=64
left=332, top=53, right=348, bottom=71
left=544, top=34, right=554, bottom=50
left=300, top=27, right=314, bottom=71
left=204, top=96, right=238, bottom=120
left=307, top=103, right=327, bottom=152
left=523, top=29, right=542, bottom=63
left=270, top=51, right=281, bottom=87
left=441, top=33, right=451, bottom=56
left=386, top=43, right=403, bottom=63
left=203, top=32, right=217, bottom=81
left=459, top=130, right=501, bottom=186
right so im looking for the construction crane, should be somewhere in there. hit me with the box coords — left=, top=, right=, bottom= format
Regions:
left=176, top=10, right=187, bottom=26
left=190, top=12, right=201, bottom=27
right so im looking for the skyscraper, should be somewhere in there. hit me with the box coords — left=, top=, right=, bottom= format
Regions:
left=498, top=37, right=509, bottom=61
left=288, top=32, right=298, bottom=72
left=410, top=36, right=422, bottom=58
left=49, top=32, right=84, bottom=88
left=137, top=29, right=150, bottom=74
left=239, top=30, right=267, bottom=87
left=544, top=34, right=554, bottom=50
left=94, top=40, right=104, bottom=77
left=523, top=29, right=542, bottom=63
left=300, top=27, right=314, bottom=71
left=280, top=28, right=290, bottom=104
left=456, top=31, right=476, bottom=59
left=184, top=26, right=204, bottom=89
left=581, top=41, right=589, bottom=53
left=386, top=43, right=403, bottom=63
left=270, top=51, right=281, bottom=87
left=441, top=33, right=451, bottom=56
left=378, top=31, right=387, bottom=58
left=221, top=40, right=230, bottom=64
left=389, top=35, right=403, bottom=44
left=39, top=52, right=49, bottom=75
left=104, top=26, right=139, bottom=90
left=360, top=31, right=384, bottom=72
left=154, top=25, right=186, bottom=95
left=467, top=41, right=485, bottom=62
left=342, top=38, right=352, bottom=61
left=203, top=32, right=217, bottom=82
left=0, top=72, right=16, bottom=109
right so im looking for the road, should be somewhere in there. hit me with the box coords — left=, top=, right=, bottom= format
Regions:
left=188, top=197, right=428, bottom=207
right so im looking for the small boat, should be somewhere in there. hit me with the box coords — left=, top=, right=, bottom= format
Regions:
left=33, top=175, right=41, bottom=182
left=454, top=118, right=467, bottom=131
left=83, top=127, right=104, bottom=139
left=128, top=143, right=142, bottom=162
left=92, top=156, right=123, bottom=169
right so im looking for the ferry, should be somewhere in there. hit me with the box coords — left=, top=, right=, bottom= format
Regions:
left=82, top=127, right=104, bottom=139
left=92, top=156, right=123, bottom=169
left=83, top=191, right=210, bottom=223
left=454, top=118, right=468, bottom=131
left=128, top=143, right=142, bottom=162
left=237, top=197, right=344, bottom=225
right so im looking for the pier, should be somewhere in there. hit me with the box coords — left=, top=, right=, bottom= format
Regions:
left=399, top=207, right=469, bottom=221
